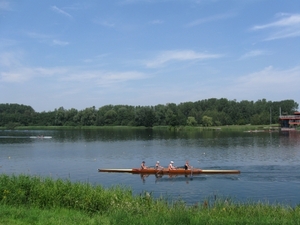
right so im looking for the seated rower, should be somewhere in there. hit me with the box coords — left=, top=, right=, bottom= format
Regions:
left=155, top=161, right=163, bottom=170
left=168, top=161, right=176, bottom=170
left=141, top=161, right=148, bottom=169
left=184, top=161, right=192, bottom=170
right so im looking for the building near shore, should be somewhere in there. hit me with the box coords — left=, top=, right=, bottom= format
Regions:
left=279, top=112, right=300, bottom=131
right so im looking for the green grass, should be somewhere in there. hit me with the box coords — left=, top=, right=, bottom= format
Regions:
left=1, top=124, right=280, bottom=131
left=0, top=205, right=103, bottom=225
left=1, top=174, right=300, bottom=225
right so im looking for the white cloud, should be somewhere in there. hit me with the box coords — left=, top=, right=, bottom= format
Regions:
left=0, top=51, right=23, bottom=67
left=191, top=66, right=300, bottom=106
left=252, top=13, right=300, bottom=40
left=25, top=32, right=69, bottom=47
left=63, top=3, right=90, bottom=11
left=1, top=59, right=147, bottom=88
left=52, top=39, right=69, bottom=46
left=25, top=32, right=54, bottom=45
left=0, top=66, right=69, bottom=83
left=0, top=39, right=18, bottom=49
left=33, top=67, right=69, bottom=76
left=0, top=49, right=146, bottom=86
left=239, top=50, right=268, bottom=60
left=100, top=21, right=115, bottom=27
left=61, top=70, right=147, bottom=87
left=51, top=6, right=72, bottom=18
left=82, top=54, right=111, bottom=64
left=26, top=32, right=52, bottom=39
left=0, top=51, right=69, bottom=83
left=253, top=14, right=300, bottom=30
left=144, top=50, right=222, bottom=68
left=186, top=13, right=236, bottom=27
left=231, top=66, right=300, bottom=99
left=93, top=19, right=115, bottom=28
left=98, top=71, right=147, bottom=86
left=149, top=19, right=164, bottom=24
left=0, top=0, right=10, bottom=10
left=1, top=69, right=33, bottom=82
left=239, top=66, right=300, bottom=85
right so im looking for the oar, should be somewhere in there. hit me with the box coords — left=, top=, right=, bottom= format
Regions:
left=190, top=166, right=193, bottom=180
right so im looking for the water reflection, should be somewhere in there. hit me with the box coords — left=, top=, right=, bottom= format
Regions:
left=138, top=173, right=239, bottom=184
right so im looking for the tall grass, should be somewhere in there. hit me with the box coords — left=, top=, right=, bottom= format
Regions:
left=1, top=174, right=300, bottom=224
left=0, top=174, right=140, bottom=213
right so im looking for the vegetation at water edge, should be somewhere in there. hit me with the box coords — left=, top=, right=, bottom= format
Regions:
left=0, top=174, right=299, bottom=224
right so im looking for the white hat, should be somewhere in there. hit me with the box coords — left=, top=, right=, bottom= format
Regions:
left=170, top=161, right=174, bottom=163
left=157, top=161, right=159, bottom=163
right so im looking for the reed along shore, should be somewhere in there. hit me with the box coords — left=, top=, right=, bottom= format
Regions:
left=0, top=174, right=300, bottom=224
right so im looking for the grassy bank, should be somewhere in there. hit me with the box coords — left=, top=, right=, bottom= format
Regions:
left=0, top=124, right=280, bottom=132
left=168, top=124, right=280, bottom=132
left=0, top=174, right=299, bottom=225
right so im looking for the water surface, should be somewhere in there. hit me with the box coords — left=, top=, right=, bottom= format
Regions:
left=1, top=129, right=299, bottom=206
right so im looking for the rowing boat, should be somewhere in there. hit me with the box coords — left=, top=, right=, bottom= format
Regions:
left=98, top=168, right=240, bottom=175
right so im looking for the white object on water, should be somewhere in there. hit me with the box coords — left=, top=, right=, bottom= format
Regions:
left=29, top=136, right=52, bottom=139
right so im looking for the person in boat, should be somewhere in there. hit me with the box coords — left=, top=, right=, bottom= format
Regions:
left=155, top=161, right=163, bottom=170
left=184, top=161, right=192, bottom=170
left=168, top=161, right=176, bottom=170
left=141, top=161, right=148, bottom=169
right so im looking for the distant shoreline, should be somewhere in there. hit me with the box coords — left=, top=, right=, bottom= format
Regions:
left=0, top=124, right=282, bottom=132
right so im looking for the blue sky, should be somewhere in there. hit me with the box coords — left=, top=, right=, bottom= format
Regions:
left=1, top=0, right=300, bottom=112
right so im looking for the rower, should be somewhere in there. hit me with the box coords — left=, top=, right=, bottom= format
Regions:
left=168, top=161, right=176, bottom=170
left=155, top=161, right=163, bottom=170
left=141, top=161, right=147, bottom=169
left=184, top=161, right=192, bottom=170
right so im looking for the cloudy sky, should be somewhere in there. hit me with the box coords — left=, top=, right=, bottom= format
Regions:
left=1, top=0, right=300, bottom=112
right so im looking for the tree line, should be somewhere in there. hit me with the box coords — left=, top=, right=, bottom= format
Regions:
left=0, top=98, right=298, bottom=129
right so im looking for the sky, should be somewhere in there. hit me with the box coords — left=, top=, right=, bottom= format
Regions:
left=1, top=0, right=300, bottom=112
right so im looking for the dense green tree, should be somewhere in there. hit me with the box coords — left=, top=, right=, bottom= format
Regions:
left=116, top=105, right=135, bottom=125
left=35, top=111, right=55, bottom=126
left=186, top=116, right=197, bottom=126
left=250, top=114, right=261, bottom=125
left=154, top=104, right=167, bottom=126
left=1, top=99, right=298, bottom=128
left=0, top=104, right=35, bottom=127
left=178, top=101, right=194, bottom=117
left=134, top=106, right=155, bottom=127
left=54, top=107, right=67, bottom=126
left=104, top=109, right=117, bottom=125
left=75, top=106, right=97, bottom=126
left=96, top=105, right=114, bottom=125
left=202, top=116, right=213, bottom=127
left=64, top=108, right=78, bottom=126
left=165, top=108, right=177, bottom=126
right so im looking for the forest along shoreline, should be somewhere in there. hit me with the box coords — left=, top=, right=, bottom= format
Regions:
left=0, top=99, right=298, bottom=130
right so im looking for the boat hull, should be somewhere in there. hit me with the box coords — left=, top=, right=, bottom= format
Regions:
left=98, top=168, right=240, bottom=175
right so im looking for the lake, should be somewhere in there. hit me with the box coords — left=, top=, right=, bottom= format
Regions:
left=1, top=128, right=300, bottom=206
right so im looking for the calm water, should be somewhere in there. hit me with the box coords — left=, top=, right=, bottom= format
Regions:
left=1, top=129, right=300, bottom=206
